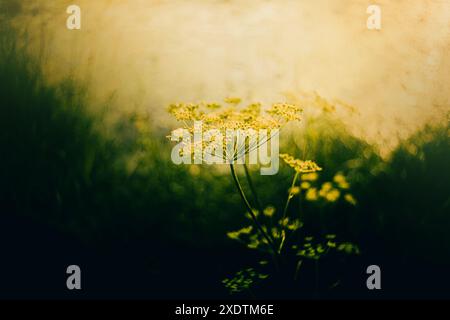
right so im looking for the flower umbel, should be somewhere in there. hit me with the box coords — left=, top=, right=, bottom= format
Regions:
left=168, top=99, right=302, bottom=164
left=280, top=153, right=322, bottom=173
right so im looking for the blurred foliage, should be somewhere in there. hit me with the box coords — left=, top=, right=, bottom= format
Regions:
left=222, top=153, right=360, bottom=294
left=222, top=267, right=268, bottom=294
left=0, top=20, right=449, bottom=297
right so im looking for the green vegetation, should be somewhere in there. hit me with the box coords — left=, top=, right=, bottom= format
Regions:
left=0, top=21, right=449, bottom=298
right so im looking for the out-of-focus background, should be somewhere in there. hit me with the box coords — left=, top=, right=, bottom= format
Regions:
left=7, top=0, right=450, bottom=151
left=0, top=0, right=449, bottom=299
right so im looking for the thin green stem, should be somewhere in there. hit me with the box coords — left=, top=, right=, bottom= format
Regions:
left=278, top=171, right=300, bottom=253
left=282, top=171, right=300, bottom=221
left=294, top=260, right=303, bottom=281
left=229, top=163, right=278, bottom=257
left=243, top=164, right=263, bottom=213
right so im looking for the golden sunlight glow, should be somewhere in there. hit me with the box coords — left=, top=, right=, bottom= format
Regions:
left=12, top=0, right=450, bottom=152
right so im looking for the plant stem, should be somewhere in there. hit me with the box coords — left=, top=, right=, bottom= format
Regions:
left=229, top=163, right=278, bottom=257
left=294, top=260, right=303, bottom=281
left=282, top=171, right=300, bottom=221
left=278, top=171, right=300, bottom=253
left=243, top=163, right=263, bottom=213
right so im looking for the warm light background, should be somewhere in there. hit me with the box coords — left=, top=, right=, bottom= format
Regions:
left=11, top=0, right=450, bottom=152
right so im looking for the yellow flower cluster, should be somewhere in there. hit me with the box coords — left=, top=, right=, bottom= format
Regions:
left=266, top=103, right=302, bottom=122
left=279, top=153, right=322, bottom=173
left=333, top=173, right=350, bottom=189
left=303, top=172, right=357, bottom=205
left=168, top=99, right=302, bottom=162
left=301, top=172, right=319, bottom=181
left=168, top=99, right=301, bottom=132
left=227, top=212, right=303, bottom=251
left=227, top=225, right=253, bottom=240
left=223, top=97, right=242, bottom=105
left=294, top=234, right=360, bottom=260
left=319, top=182, right=340, bottom=202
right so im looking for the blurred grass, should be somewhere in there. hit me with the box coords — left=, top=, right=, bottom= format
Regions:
left=0, top=20, right=449, bottom=297
left=361, top=124, right=450, bottom=264
left=0, top=21, right=244, bottom=250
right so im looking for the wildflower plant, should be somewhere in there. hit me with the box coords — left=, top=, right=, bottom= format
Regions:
left=167, top=98, right=358, bottom=296
left=168, top=98, right=303, bottom=248
left=168, top=99, right=301, bottom=174
left=222, top=154, right=359, bottom=295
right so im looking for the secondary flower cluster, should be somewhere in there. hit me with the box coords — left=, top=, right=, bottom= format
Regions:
left=279, top=153, right=322, bottom=173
